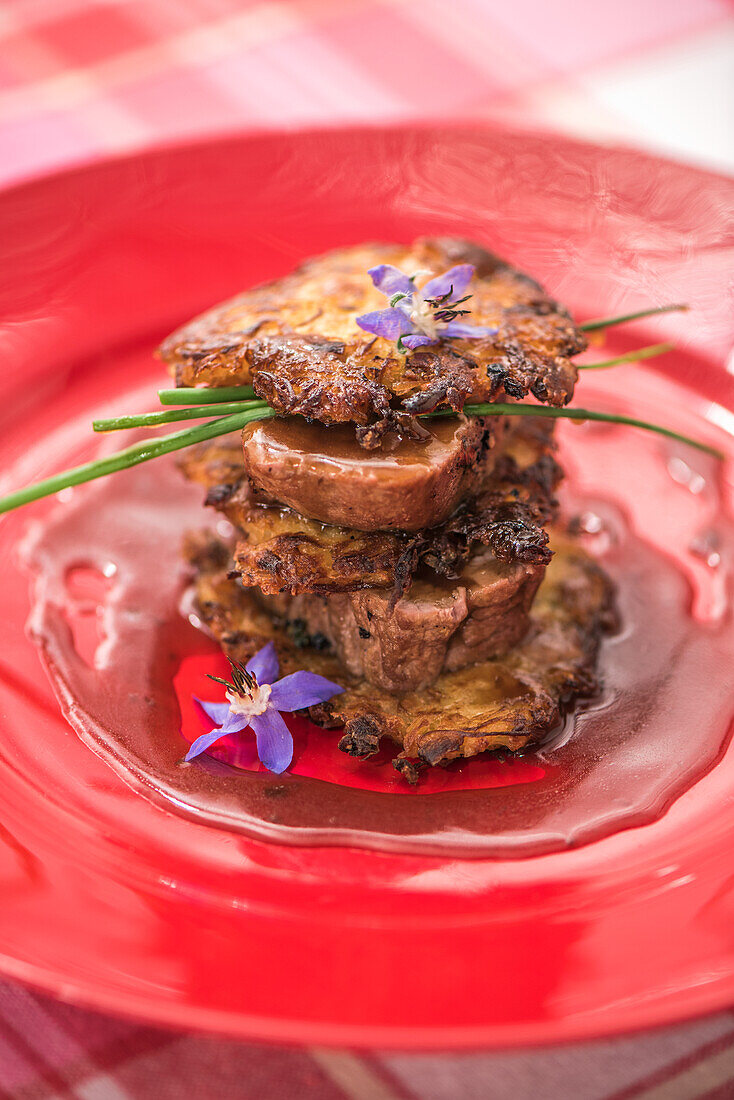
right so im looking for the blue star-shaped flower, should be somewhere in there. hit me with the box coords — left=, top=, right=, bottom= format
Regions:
left=185, top=642, right=343, bottom=774
left=356, top=263, right=497, bottom=351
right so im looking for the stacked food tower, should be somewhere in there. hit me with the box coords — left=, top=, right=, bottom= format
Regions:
left=162, top=238, right=614, bottom=780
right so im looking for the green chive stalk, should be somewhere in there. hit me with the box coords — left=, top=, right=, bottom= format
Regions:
left=158, top=386, right=256, bottom=405
left=578, top=343, right=674, bottom=370
left=0, top=408, right=276, bottom=515
left=427, top=403, right=722, bottom=459
left=93, top=399, right=268, bottom=432
left=579, top=304, right=687, bottom=333
left=0, top=389, right=722, bottom=517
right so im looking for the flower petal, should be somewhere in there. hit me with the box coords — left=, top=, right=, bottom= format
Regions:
left=401, top=333, right=437, bottom=349
left=356, top=308, right=415, bottom=340
left=219, top=708, right=250, bottom=734
left=194, top=697, right=231, bottom=725
left=184, top=714, right=249, bottom=761
left=246, top=640, right=279, bottom=685
left=250, top=710, right=294, bottom=774
left=269, top=671, right=344, bottom=712
left=441, top=321, right=498, bottom=340
left=368, top=264, right=415, bottom=298
left=420, top=264, right=474, bottom=303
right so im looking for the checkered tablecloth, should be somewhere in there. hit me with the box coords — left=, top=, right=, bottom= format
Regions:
left=1, top=1, right=733, bottom=1097
left=1, top=0, right=732, bottom=184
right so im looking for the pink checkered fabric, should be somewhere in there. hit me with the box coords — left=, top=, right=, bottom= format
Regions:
left=0, top=0, right=731, bottom=185
left=1, top=983, right=733, bottom=1099
left=1, top=1, right=733, bottom=1096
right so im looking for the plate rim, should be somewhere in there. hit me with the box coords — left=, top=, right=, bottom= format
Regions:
left=1, top=121, right=733, bottom=1049
left=4, top=953, right=733, bottom=1051
left=3, top=116, right=733, bottom=198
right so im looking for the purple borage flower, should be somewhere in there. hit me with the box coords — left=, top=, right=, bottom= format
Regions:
left=356, top=263, right=497, bottom=352
left=185, top=642, right=343, bottom=774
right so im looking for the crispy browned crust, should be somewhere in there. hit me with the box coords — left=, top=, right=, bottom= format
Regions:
left=180, top=440, right=402, bottom=592
left=184, top=529, right=616, bottom=779
left=178, top=419, right=561, bottom=597
left=160, top=238, right=585, bottom=435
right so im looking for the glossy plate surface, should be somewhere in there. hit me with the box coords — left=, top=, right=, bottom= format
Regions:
left=0, top=125, right=733, bottom=1049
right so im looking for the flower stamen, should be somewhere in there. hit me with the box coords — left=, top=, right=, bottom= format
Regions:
left=226, top=681, right=272, bottom=717
left=187, top=641, right=344, bottom=774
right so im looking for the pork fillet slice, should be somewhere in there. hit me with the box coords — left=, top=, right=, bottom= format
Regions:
left=179, top=419, right=560, bottom=598
left=241, top=413, right=499, bottom=531
left=263, top=548, right=545, bottom=694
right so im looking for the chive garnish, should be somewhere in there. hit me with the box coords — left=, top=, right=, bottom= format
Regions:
left=93, top=400, right=268, bottom=432
left=1, top=400, right=719, bottom=517
left=426, top=403, right=722, bottom=459
left=578, top=343, right=674, bottom=370
left=579, top=304, right=687, bottom=332
left=0, top=408, right=276, bottom=515
left=158, top=386, right=256, bottom=405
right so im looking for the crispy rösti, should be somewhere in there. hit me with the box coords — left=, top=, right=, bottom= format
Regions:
left=160, top=238, right=586, bottom=441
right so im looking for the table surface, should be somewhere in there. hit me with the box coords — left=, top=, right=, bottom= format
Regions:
left=1, top=1, right=733, bottom=1097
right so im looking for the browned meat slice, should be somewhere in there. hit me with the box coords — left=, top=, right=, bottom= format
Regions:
left=241, top=414, right=501, bottom=532
left=184, top=531, right=616, bottom=779
left=264, top=548, right=545, bottom=693
left=160, top=238, right=585, bottom=440
left=178, top=419, right=561, bottom=597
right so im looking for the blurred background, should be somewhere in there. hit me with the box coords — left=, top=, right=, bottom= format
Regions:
left=0, top=0, right=732, bottom=187
left=0, top=2, right=733, bottom=1099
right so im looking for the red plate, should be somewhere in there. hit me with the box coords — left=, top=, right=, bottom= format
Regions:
left=0, top=125, right=733, bottom=1049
